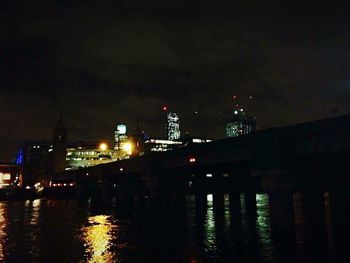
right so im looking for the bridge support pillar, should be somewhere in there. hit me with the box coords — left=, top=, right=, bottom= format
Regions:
left=244, top=191, right=257, bottom=219
left=213, top=192, right=225, bottom=222
left=329, top=189, right=350, bottom=260
left=229, top=190, right=241, bottom=216
left=300, top=190, right=326, bottom=232
left=195, top=192, right=208, bottom=221
left=101, top=180, right=114, bottom=205
left=117, top=185, right=134, bottom=206
left=329, top=189, right=350, bottom=231
left=268, top=192, right=294, bottom=233
left=213, top=192, right=224, bottom=211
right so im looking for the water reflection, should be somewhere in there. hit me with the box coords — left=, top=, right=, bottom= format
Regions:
left=223, top=194, right=231, bottom=228
left=256, top=194, right=275, bottom=259
left=0, top=203, right=7, bottom=261
left=30, top=199, right=41, bottom=226
left=80, top=215, right=117, bottom=263
left=23, top=199, right=42, bottom=259
left=204, top=194, right=217, bottom=256
left=0, top=189, right=347, bottom=262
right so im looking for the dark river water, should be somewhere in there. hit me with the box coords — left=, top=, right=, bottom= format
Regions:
left=0, top=191, right=349, bottom=262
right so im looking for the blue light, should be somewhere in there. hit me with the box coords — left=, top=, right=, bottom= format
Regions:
left=16, top=149, right=24, bottom=165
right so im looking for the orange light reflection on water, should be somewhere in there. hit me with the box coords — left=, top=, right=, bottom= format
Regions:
left=80, top=215, right=117, bottom=263
left=0, top=203, right=7, bottom=261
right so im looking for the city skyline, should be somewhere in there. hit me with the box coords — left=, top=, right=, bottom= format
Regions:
left=1, top=102, right=254, bottom=161
left=2, top=1, right=350, bottom=161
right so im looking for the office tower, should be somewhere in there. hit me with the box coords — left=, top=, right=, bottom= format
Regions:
left=165, top=112, right=181, bottom=140
left=52, top=118, right=68, bottom=173
left=114, top=124, right=127, bottom=150
left=225, top=108, right=256, bottom=137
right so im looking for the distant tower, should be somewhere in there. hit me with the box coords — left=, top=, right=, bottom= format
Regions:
left=164, top=108, right=181, bottom=140
left=129, top=121, right=145, bottom=156
left=225, top=108, right=256, bottom=137
left=114, top=124, right=127, bottom=150
left=52, top=117, right=68, bottom=173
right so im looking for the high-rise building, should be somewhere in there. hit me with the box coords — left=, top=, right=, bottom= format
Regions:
left=128, top=123, right=146, bottom=156
left=165, top=112, right=181, bottom=140
left=114, top=124, right=127, bottom=150
left=52, top=118, right=68, bottom=173
left=225, top=109, right=256, bottom=137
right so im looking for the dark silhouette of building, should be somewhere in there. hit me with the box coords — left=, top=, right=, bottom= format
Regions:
left=19, top=118, right=68, bottom=187
left=129, top=122, right=146, bottom=156
left=52, top=118, right=68, bottom=173
left=21, top=141, right=52, bottom=187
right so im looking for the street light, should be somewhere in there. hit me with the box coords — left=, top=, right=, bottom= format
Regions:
left=99, top=142, right=108, bottom=151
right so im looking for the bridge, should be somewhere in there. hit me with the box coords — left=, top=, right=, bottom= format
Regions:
left=52, top=114, right=350, bottom=206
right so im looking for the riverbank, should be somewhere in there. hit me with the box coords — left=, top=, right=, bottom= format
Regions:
left=0, top=187, right=76, bottom=200
left=0, top=188, right=36, bottom=201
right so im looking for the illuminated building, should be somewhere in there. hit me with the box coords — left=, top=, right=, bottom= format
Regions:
left=144, top=139, right=182, bottom=153
left=114, top=124, right=127, bottom=150
left=165, top=112, right=181, bottom=140
left=179, top=133, right=213, bottom=146
left=225, top=108, right=256, bottom=137
left=0, top=163, right=23, bottom=189
left=65, top=142, right=127, bottom=170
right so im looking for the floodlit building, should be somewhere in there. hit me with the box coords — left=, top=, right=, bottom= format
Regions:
left=65, top=142, right=128, bottom=170
left=165, top=112, right=181, bottom=140
left=114, top=124, right=127, bottom=150
left=0, top=163, right=23, bottom=189
left=225, top=109, right=257, bottom=137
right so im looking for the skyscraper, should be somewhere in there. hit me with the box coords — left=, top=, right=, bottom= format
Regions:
left=225, top=108, right=256, bottom=137
left=114, top=124, right=127, bottom=150
left=165, top=112, right=181, bottom=140
left=52, top=118, right=68, bottom=173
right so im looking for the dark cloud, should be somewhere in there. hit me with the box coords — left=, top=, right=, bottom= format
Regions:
left=1, top=1, right=350, bottom=161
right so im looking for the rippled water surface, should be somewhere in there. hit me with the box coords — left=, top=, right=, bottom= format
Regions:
left=0, top=192, right=349, bottom=262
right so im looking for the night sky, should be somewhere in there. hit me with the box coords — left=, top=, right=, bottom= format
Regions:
left=1, top=1, right=350, bottom=161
